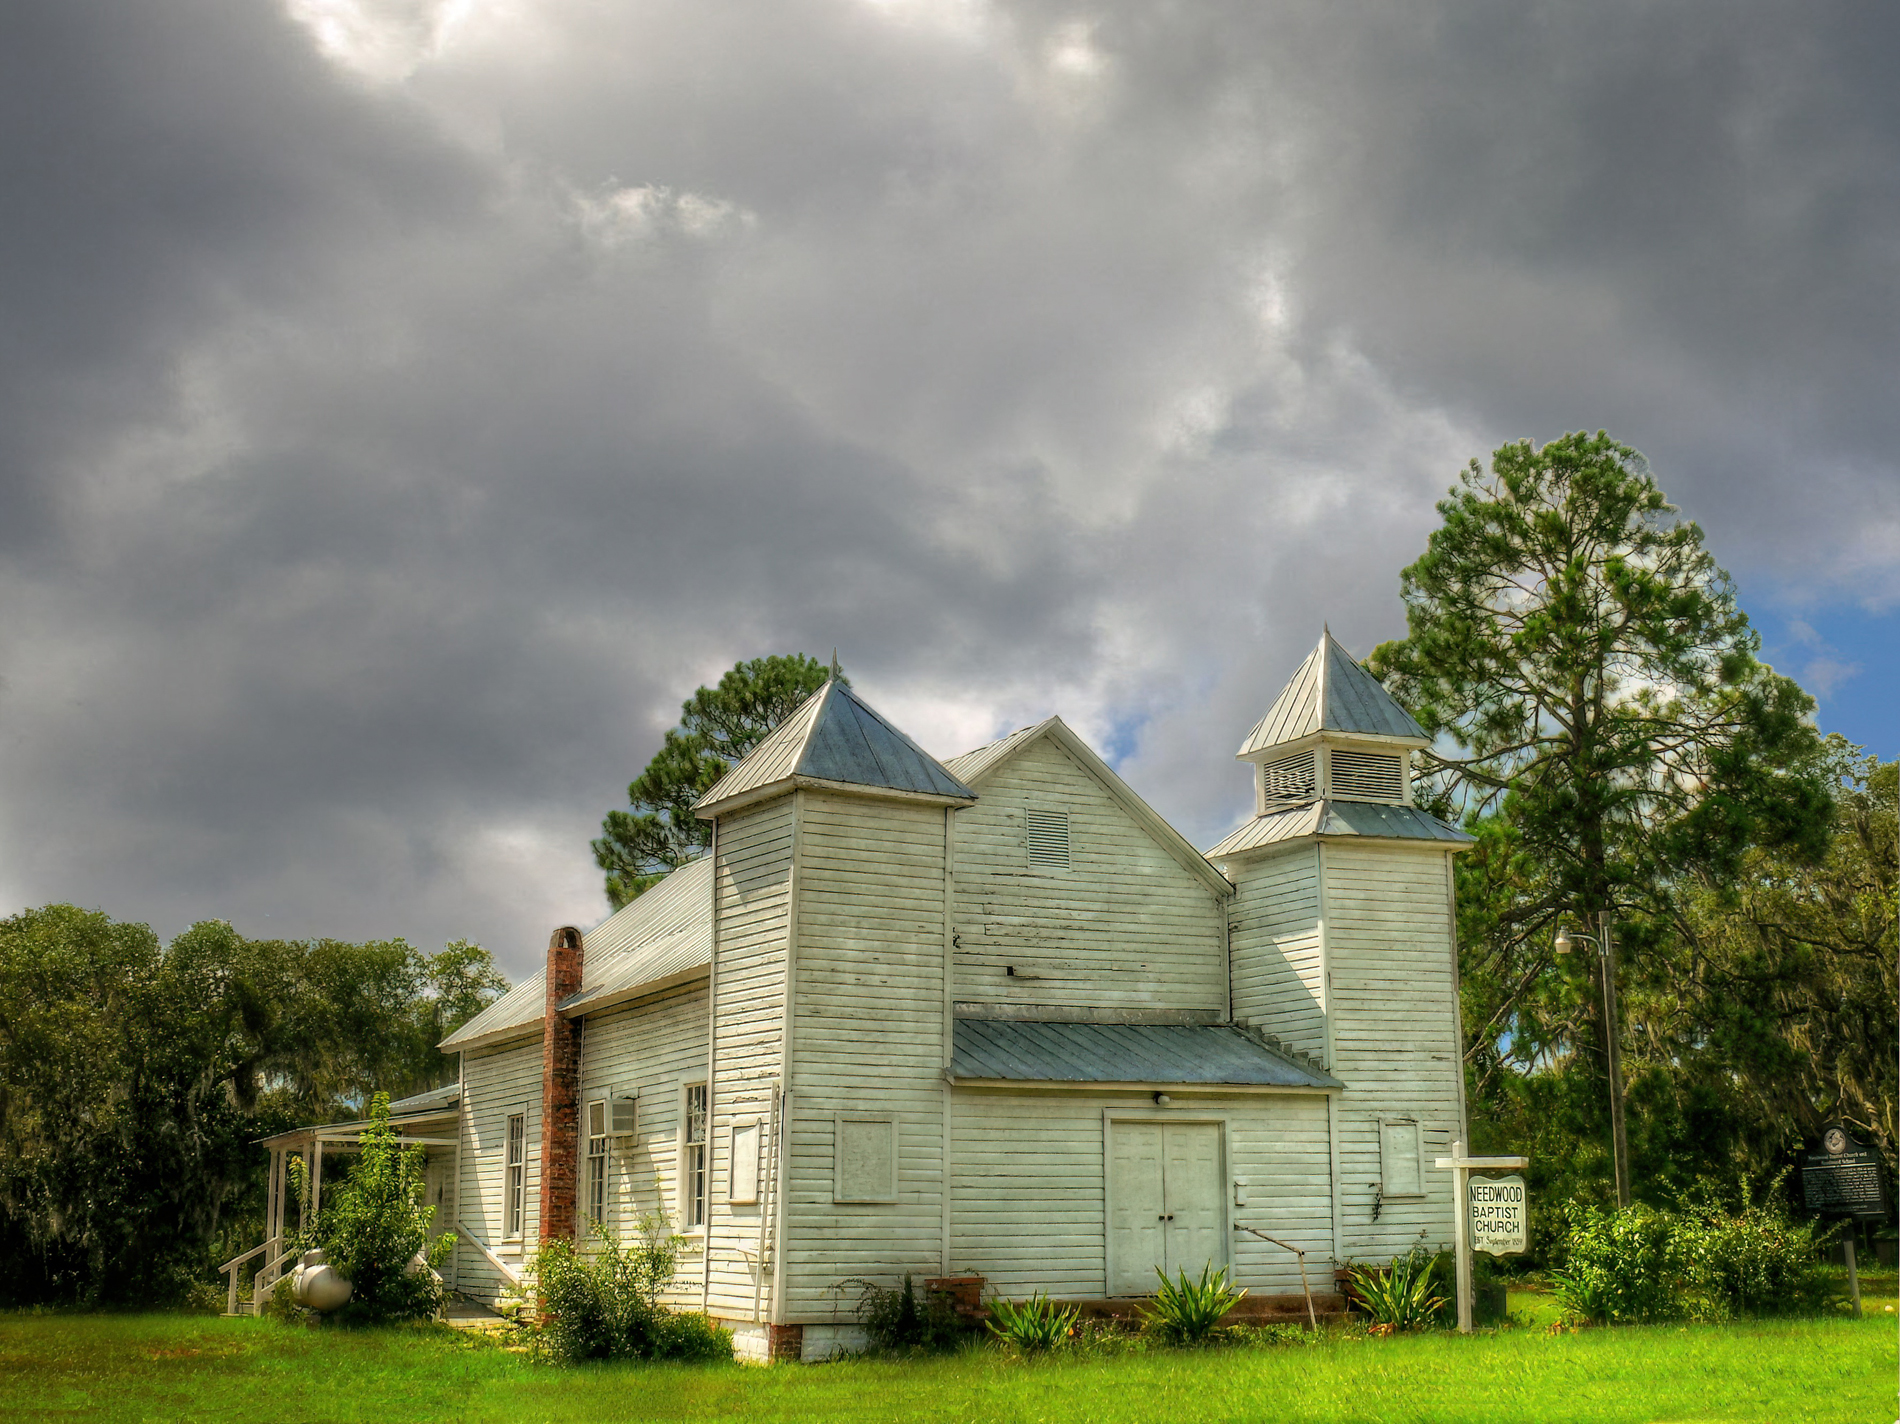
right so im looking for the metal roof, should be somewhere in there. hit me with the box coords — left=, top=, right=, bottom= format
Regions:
left=385, top=1082, right=460, bottom=1115
left=951, top=1018, right=1339, bottom=1089
left=440, top=859, right=715, bottom=1050
left=942, top=721, right=1046, bottom=785
left=1205, top=799, right=1473, bottom=860
left=1238, top=631, right=1428, bottom=757
left=695, top=679, right=976, bottom=816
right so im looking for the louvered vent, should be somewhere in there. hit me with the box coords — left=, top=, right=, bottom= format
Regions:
left=1259, top=750, right=1317, bottom=805
left=1329, top=748, right=1405, bottom=802
left=1026, top=809, right=1070, bottom=869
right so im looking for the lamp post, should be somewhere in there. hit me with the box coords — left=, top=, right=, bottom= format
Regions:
left=1556, top=912, right=1631, bottom=1210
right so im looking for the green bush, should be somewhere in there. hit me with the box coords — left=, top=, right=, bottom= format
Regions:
left=985, top=1292, right=1079, bottom=1353
left=1140, top=1264, right=1246, bottom=1345
left=1549, top=1205, right=1680, bottom=1324
left=852, top=1274, right=968, bottom=1352
left=533, top=1218, right=727, bottom=1364
left=289, top=1093, right=453, bottom=1324
left=1347, top=1249, right=1449, bottom=1332
left=1675, top=1179, right=1837, bottom=1319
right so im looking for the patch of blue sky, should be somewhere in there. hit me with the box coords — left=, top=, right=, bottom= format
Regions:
left=1748, top=595, right=1897, bottom=761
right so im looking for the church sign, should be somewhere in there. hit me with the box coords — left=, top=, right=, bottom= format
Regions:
left=1802, top=1125, right=1890, bottom=1222
left=1467, top=1173, right=1528, bottom=1256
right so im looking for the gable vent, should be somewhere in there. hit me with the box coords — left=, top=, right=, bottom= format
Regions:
left=1259, top=750, right=1318, bottom=805
left=1329, top=748, right=1405, bottom=802
left=1025, top=809, right=1070, bottom=869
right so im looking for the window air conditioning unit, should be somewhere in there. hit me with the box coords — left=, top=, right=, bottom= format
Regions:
left=608, top=1095, right=639, bottom=1138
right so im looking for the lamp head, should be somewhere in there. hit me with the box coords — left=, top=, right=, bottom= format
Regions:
left=1554, top=928, right=1575, bottom=956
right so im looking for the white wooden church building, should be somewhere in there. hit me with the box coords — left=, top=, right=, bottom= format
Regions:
left=258, top=632, right=1473, bottom=1358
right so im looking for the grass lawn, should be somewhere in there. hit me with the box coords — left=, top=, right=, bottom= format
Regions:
left=0, top=1310, right=1891, bottom=1424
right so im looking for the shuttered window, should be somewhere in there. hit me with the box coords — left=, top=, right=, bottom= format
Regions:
left=1380, top=1119, right=1424, bottom=1197
left=1259, top=750, right=1317, bottom=804
left=1330, top=748, right=1405, bottom=802
left=1026, top=809, right=1070, bottom=869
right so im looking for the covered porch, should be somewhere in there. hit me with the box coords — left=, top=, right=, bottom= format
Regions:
left=218, top=1083, right=461, bottom=1315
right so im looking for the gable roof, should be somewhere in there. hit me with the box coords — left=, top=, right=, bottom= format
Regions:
left=951, top=1018, right=1339, bottom=1090
left=1205, top=798, right=1474, bottom=861
left=440, top=858, right=715, bottom=1051
left=694, top=678, right=976, bottom=818
left=945, top=716, right=1233, bottom=897
left=1238, top=629, right=1428, bottom=758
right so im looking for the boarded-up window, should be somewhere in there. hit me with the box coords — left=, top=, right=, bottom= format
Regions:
left=1380, top=1119, right=1424, bottom=1197
left=834, top=1117, right=896, bottom=1203
left=729, top=1121, right=761, bottom=1205
left=1330, top=748, right=1405, bottom=802
left=1026, top=810, right=1070, bottom=869
left=1259, top=750, right=1317, bottom=804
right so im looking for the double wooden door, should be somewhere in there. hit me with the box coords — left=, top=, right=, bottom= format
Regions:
left=1107, top=1121, right=1225, bottom=1295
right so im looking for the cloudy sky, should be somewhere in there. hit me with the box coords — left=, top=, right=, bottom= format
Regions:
left=3, top=0, right=1894, bottom=978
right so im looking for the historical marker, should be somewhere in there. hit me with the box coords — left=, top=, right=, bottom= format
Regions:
left=1802, top=1125, right=1889, bottom=1222
left=1468, top=1173, right=1528, bottom=1256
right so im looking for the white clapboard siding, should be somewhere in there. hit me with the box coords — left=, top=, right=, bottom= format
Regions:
left=1226, top=844, right=1325, bottom=1057
left=453, top=1036, right=543, bottom=1304
left=1323, top=842, right=1464, bottom=1260
left=949, top=1091, right=1332, bottom=1299
left=703, top=794, right=794, bottom=1321
left=781, top=792, right=948, bottom=1321
left=952, top=739, right=1225, bottom=1013
left=575, top=980, right=711, bottom=1312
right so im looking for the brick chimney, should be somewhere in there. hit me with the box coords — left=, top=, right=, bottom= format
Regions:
left=538, top=925, right=584, bottom=1244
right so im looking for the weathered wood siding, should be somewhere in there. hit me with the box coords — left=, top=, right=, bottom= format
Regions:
left=575, top=980, right=710, bottom=1311
left=781, top=791, right=948, bottom=1321
left=948, top=1090, right=1332, bottom=1298
left=953, top=738, right=1225, bottom=1014
left=452, top=1036, right=543, bottom=1303
left=1225, top=845, right=1325, bottom=1057
left=1324, top=842, right=1462, bottom=1259
left=704, top=794, right=794, bottom=1321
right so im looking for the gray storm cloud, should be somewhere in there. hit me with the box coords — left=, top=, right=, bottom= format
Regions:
left=1, top=0, right=1893, bottom=974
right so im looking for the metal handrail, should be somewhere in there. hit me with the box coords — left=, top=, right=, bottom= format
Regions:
left=1234, top=1225, right=1318, bottom=1329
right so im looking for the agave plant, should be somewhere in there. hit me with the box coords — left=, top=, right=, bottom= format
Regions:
left=1140, top=1263, right=1246, bottom=1344
left=1347, top=1249, right=1449, bottom=1332
left=986, top=1292, right=1080, bottom=1352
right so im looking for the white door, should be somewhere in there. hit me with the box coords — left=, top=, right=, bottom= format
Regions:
left=1162, top=1123, right=1225, bottom=1283
left=1108, top=1122, right=1167, bottom=1294
left=1108, top=1121, right=1225, bottom=1294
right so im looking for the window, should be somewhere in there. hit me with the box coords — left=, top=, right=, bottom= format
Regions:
left=1329, top=748, right=1405, bottom=802
left=504, top=1113, right=527, bottom=1239
left=729, top=1121, right=761, bottom=1205
left=586, top=1100, right=608, bottom=1226
left=1025, top=809, right=1070, bottom=869
left=682, top=1083, right=709, bottom=1229
left=1259, top=750, right=1317, bottom=805
left=1379, top=1119, right=1424, bottom=1198
left=834, top=1117, right=896, bottom=1203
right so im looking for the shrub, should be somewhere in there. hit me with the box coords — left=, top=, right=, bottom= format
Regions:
left=1675, top=1178, right=1837, bottom=1319
left=533, top=1217, right=726, bottom=1363
left=1140, top=1264, right=1246, bottom=1345
left=985, top=1292, right=1079, bottom=1353
left=1347, top=1248, right=1449, bottom=1332
left=1549, top=1205, right=1680, bottom=1324
left=289, top=1093, right=453, bottom=1324
left=852, top=1274, right=967, bottom=1352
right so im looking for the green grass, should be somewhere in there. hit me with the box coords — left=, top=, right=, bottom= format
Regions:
left=0, top=1311, right=1892, bottom=1424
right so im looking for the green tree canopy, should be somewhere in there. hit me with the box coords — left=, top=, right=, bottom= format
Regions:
left=1368, top=432, right=1835, bottom=1208
left=593, top=653, right=839, bottom=907
left=0, top=907, right=506, bottom=1306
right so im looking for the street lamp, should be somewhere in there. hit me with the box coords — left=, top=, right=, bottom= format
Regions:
left=1556, top=914, right=1631, bottom=1210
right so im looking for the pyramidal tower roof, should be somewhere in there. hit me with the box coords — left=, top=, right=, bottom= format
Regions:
left=1237, top=629, right=1428, bottom=759
left=694, top=676, right=976, bottom=817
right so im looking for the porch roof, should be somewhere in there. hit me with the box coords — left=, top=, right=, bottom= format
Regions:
left=950, top=1018, right=1340, bottom=1090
